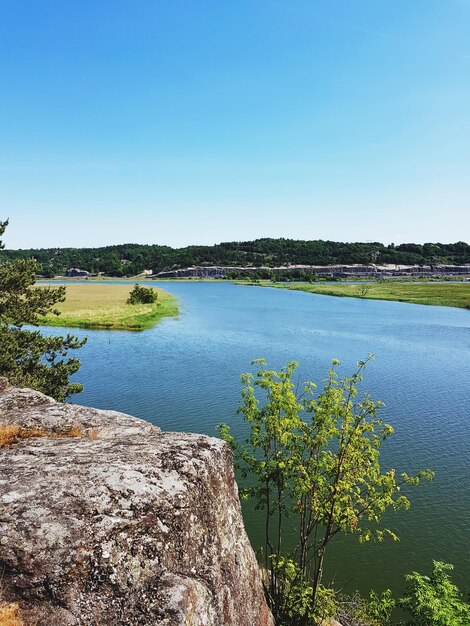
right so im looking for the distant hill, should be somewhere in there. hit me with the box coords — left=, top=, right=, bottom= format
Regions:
left=2, top=238, right=469, bottom=278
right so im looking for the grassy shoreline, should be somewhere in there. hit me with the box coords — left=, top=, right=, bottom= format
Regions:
left=239, top=281, right=470, bottom=309
left=37, top=284, right=179, bottom=330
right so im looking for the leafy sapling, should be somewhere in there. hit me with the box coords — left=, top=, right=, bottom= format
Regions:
left=220, top=357, right=434, bottom=625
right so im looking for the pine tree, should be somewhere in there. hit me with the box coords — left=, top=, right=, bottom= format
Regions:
left=0, top=220, right=85, bottom=401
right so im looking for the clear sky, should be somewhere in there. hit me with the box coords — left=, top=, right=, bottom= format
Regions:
left=1, top=1, right=469, bottom=249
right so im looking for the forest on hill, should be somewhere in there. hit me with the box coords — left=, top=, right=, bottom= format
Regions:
left=2, top=238, right=469, bottom=277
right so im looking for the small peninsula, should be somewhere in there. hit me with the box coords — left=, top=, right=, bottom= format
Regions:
left=37, top=284, right=178, bottom=330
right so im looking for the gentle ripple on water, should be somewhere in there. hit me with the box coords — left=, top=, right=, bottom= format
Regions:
left=38, top=281, right=470, bottom=597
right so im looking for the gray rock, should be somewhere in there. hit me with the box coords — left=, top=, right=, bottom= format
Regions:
left=0, top=381, right=273, bottom=626
left=155, top=263, right=470, bottom=279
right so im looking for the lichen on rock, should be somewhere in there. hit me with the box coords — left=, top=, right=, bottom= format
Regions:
left=0, top=379, right=273, bottom=626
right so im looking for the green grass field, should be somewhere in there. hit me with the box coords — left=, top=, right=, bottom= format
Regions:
left=37, top=284, right=179, bottom=330
left=251, top=281, right=470, bottom=309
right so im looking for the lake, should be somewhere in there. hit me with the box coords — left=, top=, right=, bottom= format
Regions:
left=41, top=281, right=470, bottom=597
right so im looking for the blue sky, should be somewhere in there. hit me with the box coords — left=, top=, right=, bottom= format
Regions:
left=1, top=1, right=469, bottom=248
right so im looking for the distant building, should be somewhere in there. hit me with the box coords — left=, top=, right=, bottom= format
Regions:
left=66, top=268, right=89, bottom=278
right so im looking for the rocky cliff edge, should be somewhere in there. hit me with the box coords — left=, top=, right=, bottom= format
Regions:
left=0, top=379, right=273, bottom=626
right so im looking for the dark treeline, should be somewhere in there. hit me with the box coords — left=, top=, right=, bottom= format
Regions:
left=1, top=238, right=469, bottom=277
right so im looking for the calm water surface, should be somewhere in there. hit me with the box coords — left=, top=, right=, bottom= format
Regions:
left=42, top=282, right=470, bottom=596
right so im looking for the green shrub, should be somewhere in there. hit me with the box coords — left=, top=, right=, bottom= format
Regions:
left=399, top=561, right=470, bottom=626
left=127, top=284, right=158, bottom=305
left=336, top=563, right=470, bottom=626
left=266, top=556, right=337, bottom=626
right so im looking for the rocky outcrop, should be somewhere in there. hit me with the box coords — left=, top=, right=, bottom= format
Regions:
left=155, top=264, right=470, bottom=279
left=0, top=379, right=273, bottom=626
